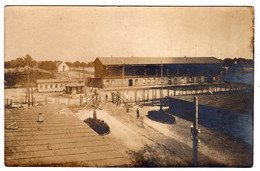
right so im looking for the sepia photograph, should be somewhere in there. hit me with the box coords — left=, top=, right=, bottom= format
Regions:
left=4, top=6, right=254, bottom=167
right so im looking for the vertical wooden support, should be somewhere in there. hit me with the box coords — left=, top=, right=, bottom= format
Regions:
left=167, top=88, right=169, bottom=96
left=135, top=90, right=137, bottom=102
left=142, top=90, right=145, bottom=101
left=31, top=86, right=34, bottom=106
left=192, top=96, right=199, bottom=166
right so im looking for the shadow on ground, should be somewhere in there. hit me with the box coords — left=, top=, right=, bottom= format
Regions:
left=165, top=97, right=253, bottom=145
left=146, top=110, right=176, bottom=124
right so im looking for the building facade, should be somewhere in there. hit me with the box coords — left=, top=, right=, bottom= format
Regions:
left=37, top=79, right=70, bottom=92
left=65, top=83, right=85, bottom=95
left=92, top=57, right=223, bottom=88
left=57, top=62, right=69, bottom=72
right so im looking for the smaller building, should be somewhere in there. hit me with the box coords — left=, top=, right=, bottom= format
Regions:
left=65, top=83, right=85, bottom=95
left=56, top=61, right=69, bottom=72
left=37, top=79, right=70, bottom=92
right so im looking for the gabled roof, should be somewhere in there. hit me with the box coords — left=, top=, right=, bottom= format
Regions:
left=56, top=61, right=68, bottom=67
left=95, top=57, right=222, bottom=65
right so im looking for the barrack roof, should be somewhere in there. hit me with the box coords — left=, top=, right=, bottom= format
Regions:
left=36, top=79, right=70, bottom=83
left=95, top=57, right=222, bottom=65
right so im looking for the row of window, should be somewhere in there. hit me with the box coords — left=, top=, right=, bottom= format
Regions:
left=39, top=83, right=64, bottom=89
left=104, top=76, right=218, bottom=86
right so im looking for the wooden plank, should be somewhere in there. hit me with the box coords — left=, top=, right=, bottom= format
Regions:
left=4, top=125, right=89, bottom=131
left=7, top=140, right=110, bottom=153
left=5, top=128, right=94, bottom=137
left=5, top=136, right=103, bottom=147
left=8, top=145, right=116, bottom=160
left=5, top=105, right=130, bottom=167
left=5, top=132, right=97, bottom=142
left=6, top=151, right=125, bottom=166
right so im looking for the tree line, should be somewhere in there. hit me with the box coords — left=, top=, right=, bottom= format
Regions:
left=5, top=55, right=93, bottom=71
left=6, top=55, right=252, bottom=70
left=221, top=58, right=253, bottom=67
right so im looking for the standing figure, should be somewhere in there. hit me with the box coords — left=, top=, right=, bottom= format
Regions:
left=93, top=109, right=97, bottom=120
left=136, top=108, right=140, bottom=119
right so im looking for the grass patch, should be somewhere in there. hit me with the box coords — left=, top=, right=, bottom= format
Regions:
left=147, top=110, right=176, bottom=124
left=84, top=118, right=110, bottom=135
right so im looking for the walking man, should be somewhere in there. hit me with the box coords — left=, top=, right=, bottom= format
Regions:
left=136, top=108, right=140, bottom=119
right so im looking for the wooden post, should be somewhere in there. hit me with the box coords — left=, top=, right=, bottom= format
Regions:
left=160, top=61, right=163, bottom=109
left=27, top=64, right=30, bottom=107
left=31, top=85, right=34, bottom=106
left=135, top=90, right=137, bottom=102
left=25, top=89, right=27, bottom=104
left=192, top=96, right=199, bottom=166
left=167, top=88, right=169, bottom=96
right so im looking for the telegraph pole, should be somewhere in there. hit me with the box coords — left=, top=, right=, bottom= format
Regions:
left=160, top=61, right=163, bottom=111
left=27, top=59, right=30, bottom=107
left=122, top=63, right=125, bottom=96
left=191, top=96, right=199, bottom=166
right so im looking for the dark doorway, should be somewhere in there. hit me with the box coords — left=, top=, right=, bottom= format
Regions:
left=168, top=78, right=172, bottom=85
left=129, top=79, right=133, bottom=86
left=208, top=76, right=213, bottom=83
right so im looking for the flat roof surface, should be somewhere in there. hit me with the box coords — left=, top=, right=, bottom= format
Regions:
left=65, top=83, right=85, bottom=87
left=37, top=79, right=70, bottom=83
left=5, top=104, right=130, bottom=166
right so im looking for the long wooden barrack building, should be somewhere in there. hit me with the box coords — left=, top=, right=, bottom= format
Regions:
left=91, top=57, right=223, bottom=88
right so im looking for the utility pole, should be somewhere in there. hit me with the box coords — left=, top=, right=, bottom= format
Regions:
left=122, top=64, right=125, bottom=96
left=160, top=61, right=163, bottom=111
left=31, top=83, right=34, bottom=106
left=27, top=58, right=30, bottom=107
left=191, top=96, right=199, bottom=166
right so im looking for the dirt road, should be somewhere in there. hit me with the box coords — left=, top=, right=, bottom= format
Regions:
left=76, top=102, right=252, bottom=167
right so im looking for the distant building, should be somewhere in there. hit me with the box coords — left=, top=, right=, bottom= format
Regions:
left=56, top=61, right=69, bottom=72
left=65, top=83, right=85, bottom=95
left=37, top=79, right=70, bottom=92
left=92, top=57, right=223, bottom=88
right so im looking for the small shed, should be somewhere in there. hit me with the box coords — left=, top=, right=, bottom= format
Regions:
left=65, top=83, right=84, bottom=95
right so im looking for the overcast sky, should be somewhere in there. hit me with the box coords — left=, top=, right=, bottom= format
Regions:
left=5, top=6, right=253, bottom=62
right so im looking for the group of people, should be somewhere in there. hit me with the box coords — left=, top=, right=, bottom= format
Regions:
left=111, top=91, right=125, bottom=106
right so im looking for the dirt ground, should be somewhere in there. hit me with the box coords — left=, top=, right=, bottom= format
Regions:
left=4, top=88, right=253, bottom=167
left=74, top=101, right=252, bottom=167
